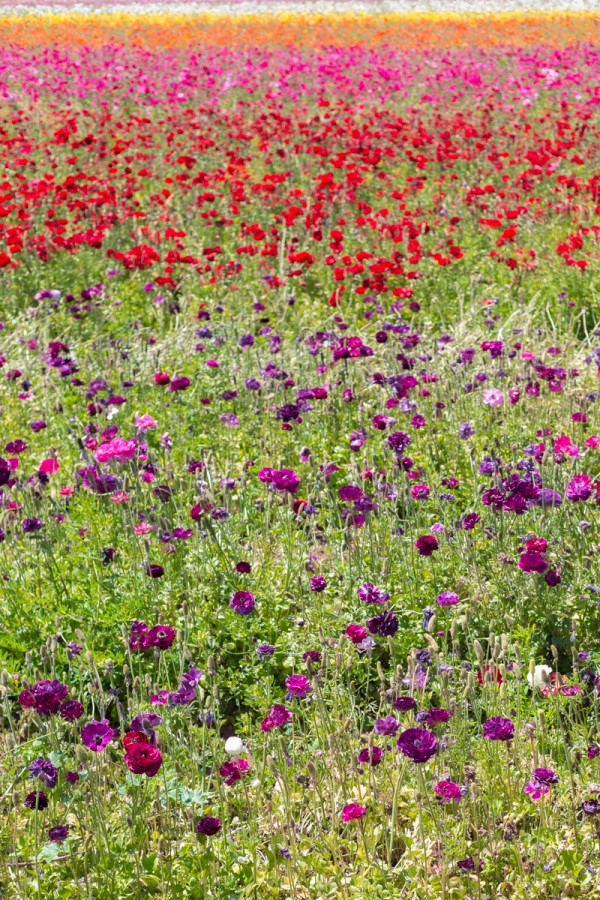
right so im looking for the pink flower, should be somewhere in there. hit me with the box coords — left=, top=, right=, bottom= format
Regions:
left=135, top=414, right=158, bottom=432
left=95, top=438, right=137, bottom=465
left=341, top=803, right=366, bottom=822
left=524, top=781, right=549, bottom=801
left=39, top=458, right=59, bottom=474
left=482, top=389, right=504, bottom=407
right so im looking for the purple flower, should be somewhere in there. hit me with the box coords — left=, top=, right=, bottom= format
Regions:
left=256, top=643, right=275, bottom=658
left=358, top=583, right=389, bottom=605
left=145, top=564, right=164, bottom=579
left=22, top=517, right=44, bottom=533
left=415, top=535, right=439, bottom=556
left=566, top=474, right=593, bottom=502
left=18, top=679, right=68, bottom=717
left=425, top=708, right=453, bottom=724
left=309, top=576, right=327, bottom=592
left=169, top=376, right=191, bottom=392
left=457, top=856, right=483, bottom=871
left=271, top=469, right=300, bottom=494
left=582, top=799, right=600, bottom=816
left=81, top=719, right=116, bottom=752
left=130, top=713, right=163, bottom=737
left=437, top=591, right=460, bottom=607
left=387, top=431, right=411, bottom=453
left=65, top=772, right=80, bottom=785
left=367, top=610, right=399, bottom=637
left=229, top=591, right=255, bottom=615
left=518, top=551, right=548, bottom=574
left=358, top=746, right=383, bottom=767
left=196, top=816, right=222, bottom=836
left=374, top=716, right=401, bottom=736
left=483, top=716, right=514, bottom=741
left=29, top=759, right=58, bottom=789
left=59, top=700, right=84, bottom=721
left=48, top=825, right=69, bottom=843
left=24, top=791, right=48, bottom=810
left=393, top=696, right=417, bottom=712
left=532, top=767, right=558, bottom=785
left=145, top=625, right=176, bottom=650
left=397, top=728, right=438, bottom=763
left=339, top=485, right=363, bottom=502
left=459, top=423, right=475, bottom=439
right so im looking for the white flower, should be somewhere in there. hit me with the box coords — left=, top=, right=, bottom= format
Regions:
left=527, top=664, right=552, bottom=690
left=224, top=736, right=246, bottom=757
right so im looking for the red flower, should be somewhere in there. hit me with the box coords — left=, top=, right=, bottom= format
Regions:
left=123, top=731, right=149, bottom=751
left=124, top=743, right=163, bottom=777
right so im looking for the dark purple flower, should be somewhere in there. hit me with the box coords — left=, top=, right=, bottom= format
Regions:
left=457, top=856, right=483, bottom=871
left=81, top=719, right=116, bottom=752
left=367, top=610, right=399, bottom=637
left=582, top=799, right=600, bottom=816
left=518, top=551, right=548, bottom=574
left=145, top=564, right=164, bottom=579
left=59, top=700, right=84, bottom=721
left=397, top=728, right=438, bottom=763
left=235, top=561, right=251, bottom=573
left=387, top=431, right=411, bottom=453
left=310, top=576, right=327, bottom=592
left=394, top=696, right=417, bottom=712
left=532, top=767, right=558, bottom=785
left=358, top=746, right=383, bottom=767
left=196, top=816, right=222, bottom=836
left=29, top=759, right=58, bottom=789
left=256, top=643, right=275, bottom=658
left=415, top=535, right=439, bottom=556
left=229, top=591, right=255, bottom=615
left=65, top=772, right=80, bottom=785
left=48, top=825, right=69, bottom=843
left=24, top=791, right=48, bottom=810
left=169, top=376, right=191, bottom=392
left=22, top=517, right=44, bottom=533
left=483, top=716, right=514, bottom=742
left=425, top=708, right=453, bottom=725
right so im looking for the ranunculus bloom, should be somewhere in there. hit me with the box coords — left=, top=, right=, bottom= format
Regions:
left=219, top=759, right=249, bottom=785
left=95, top=438, right=137, bottom=464
left=518, top=550, right=548, bottom=574
left=358, top=583, right=389, bottom=604
left=437, top=591, right=460, bottom=606
left=261, top=704, right=292, bottom=732
left=483, top=716, right=514, bottom=741
left=229, top=590, right=255, bottom=615
left=565, top=473, right=593, bottom=502
left=345, top=624, right=367, bottom=645
left=125, top=743, right=163, bottom=777
left=358, top=746, right=383, bottom=767
left=341, top=803, right=366, bottom=822
left=196, top=816, right=222, bottom=836
left=415, top=535, right=439, bottom=556
left=434, top=780, right=462, bottom=802
left=482, top=389, right=504, bottom=407
left=285, top=674, right=311, bottom=698
left=397, top=728, right=438, bottom=763
left=48, top=825, right=69, bottom=843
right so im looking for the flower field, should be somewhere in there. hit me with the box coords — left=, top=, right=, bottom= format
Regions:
left=1, top=6, right=600, bottom=898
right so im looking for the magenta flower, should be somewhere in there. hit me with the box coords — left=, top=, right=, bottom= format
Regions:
left=565, top=473, right=593, bottom=501
left=285, top=674, right=311, bottom=699
left=261, top=704, right=292, bottom=732
left=437, top=591, right=460, bottom=606
left=219, top=759, right=249, bottom=785
left=229, top=591, right=255, bottom=615
left=524, top=781, right=549, bottom=801
left=341, top=803, right=366, bottom=822
left=358, top=746, right=383, bottom=767
left=345, top=624, right=367, bottom=645
left=81, top=719, right=116, bottom=752
left=434, top=780, right=462, bottom=802
left=145, top=625, right=176, bottom=650
left=415, top=535, right=439, bottom=556
left=196, top=816, right=222, bottom=836
left=518, top=551, right=548, bottom=574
